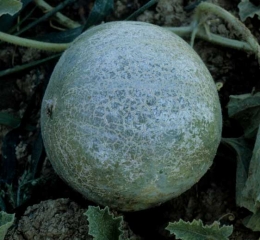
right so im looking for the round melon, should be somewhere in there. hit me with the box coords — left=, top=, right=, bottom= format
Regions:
left=41, top=21, right=222, bottom=211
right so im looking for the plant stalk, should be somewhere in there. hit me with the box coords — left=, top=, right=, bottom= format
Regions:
left=0, top=31, right=69, bottom=51
left=0, top=24, right=253, bottom=53
left=165, top=26, right=252, bottom=52
left=15, top=0, right=77, bottom=35
left=0, top=2, right=257, bottom=54
left=195, top=2, right=260, bottom=63
left=0, top=53, right=61, bottom=77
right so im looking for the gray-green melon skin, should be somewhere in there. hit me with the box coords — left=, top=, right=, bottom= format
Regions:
left=41, top=21, right=222, bottom=211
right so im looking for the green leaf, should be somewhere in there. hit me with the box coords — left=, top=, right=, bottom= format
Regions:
left=0, top=112, right=35, bottom=131
left=85, top=206, right=124, bottom=240
left=0, top=211, right=15, bottom=240
left=0, top=128, right=21, bottom=184
left=35, top=26, right=83, bottom=43
left=83, top=0, right=114, bottom=31
left=0, top=0, right=31, bottom=32
left=125, top=0, right=158, bottom=20
left=240, top=126, right=260, bottom=213
left=221, top=137, right=253, bottom=206
left=227, top=93, right=260, bottom=138
left=0, top=0, right=22, bottom=17
left=0, top=112, right=21, bottom=128
left=166, top=219, right=233, bottom=240
left=243, top=210, right=260, bottom=231
left=238, top=0, right=260, bottom=22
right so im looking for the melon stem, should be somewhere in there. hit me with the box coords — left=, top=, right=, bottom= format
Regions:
left=193, top=2, right=260, bottom=64
left=165, top=26, right=252, bottom=52
left=0, top=31, right=70, bottom=52
left=0, top=25, right=253, bottom=53
left=0, top=2, right=258, bottom=57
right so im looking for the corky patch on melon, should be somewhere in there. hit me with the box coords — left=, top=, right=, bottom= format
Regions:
left=41, top=21, right=222, bottom=211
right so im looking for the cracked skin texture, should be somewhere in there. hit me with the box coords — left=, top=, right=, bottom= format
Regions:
left=41, top=21, right=222, bottom=211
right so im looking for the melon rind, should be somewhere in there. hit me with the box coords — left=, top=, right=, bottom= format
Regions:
left=41, top=21, right=222, bottom=211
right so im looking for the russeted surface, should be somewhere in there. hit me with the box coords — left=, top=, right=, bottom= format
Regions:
left=41, top=21, right=222, bottom=211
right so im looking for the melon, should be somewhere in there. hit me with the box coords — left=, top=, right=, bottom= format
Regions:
left=41, top=21, right=222, bottom=211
